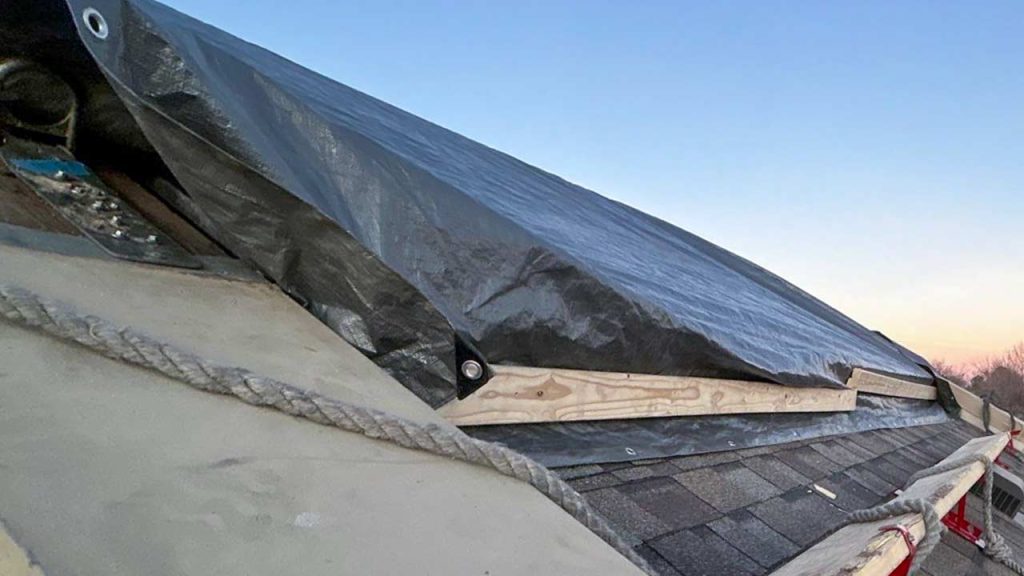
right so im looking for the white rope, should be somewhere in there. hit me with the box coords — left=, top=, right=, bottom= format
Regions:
left=0, top=285, right=654, bottom=575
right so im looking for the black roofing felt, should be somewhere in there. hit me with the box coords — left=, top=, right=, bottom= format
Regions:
left=557, top=420, right=1024, bottom=576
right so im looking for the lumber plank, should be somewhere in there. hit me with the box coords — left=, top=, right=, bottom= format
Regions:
left=947, top=380, right=1022, bottom=449
left=772, top=433, right=1009, bottom=576
left=0, top=159, right=77, bottom=235
left=846, top=368, right=937, bottom=400
left=439, top=365, right=857, bottom=426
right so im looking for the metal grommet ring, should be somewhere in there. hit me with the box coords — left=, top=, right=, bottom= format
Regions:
left=460, top=360, right=483, bottom=381
left=82, top=7, right=109, bottom=40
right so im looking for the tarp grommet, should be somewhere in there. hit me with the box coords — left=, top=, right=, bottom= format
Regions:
left=82, top=7, right=109, bottom=40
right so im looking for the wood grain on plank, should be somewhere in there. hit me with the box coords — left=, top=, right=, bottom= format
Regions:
left=0, top=161, right=77, bottom=234
left=772, top=433, right=1009, bottom=576
left=846, top=368, right=937, bottom=400
left=439, top=365, right=857, bottom=426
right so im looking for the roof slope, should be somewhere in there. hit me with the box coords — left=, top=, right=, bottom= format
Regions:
left=558, top=420, right=1024, bottom=575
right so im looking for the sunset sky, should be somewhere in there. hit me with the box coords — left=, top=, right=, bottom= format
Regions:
left=164, top=0, right=1023, bottom=366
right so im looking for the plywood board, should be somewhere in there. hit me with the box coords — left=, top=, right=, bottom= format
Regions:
left=439, top=365, right=857, bottom=426
left=772, top=433, right=1009, bottom=576
left=847, top=368, right=937, bottom=400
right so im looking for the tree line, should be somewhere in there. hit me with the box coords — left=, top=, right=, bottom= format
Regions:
left=932, top=343, right=1024, bottom=415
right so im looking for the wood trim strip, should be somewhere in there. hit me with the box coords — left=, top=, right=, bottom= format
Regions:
left=846, top=368, right=937, bottom=400
left=438, top=365, right=857, bottom=426
left=771, top=433, right=1009, bottom=576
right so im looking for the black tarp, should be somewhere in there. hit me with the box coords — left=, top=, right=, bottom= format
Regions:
left=3, top=0, right=935, bottom=409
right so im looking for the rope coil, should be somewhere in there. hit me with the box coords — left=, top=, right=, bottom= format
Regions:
left=0, top=285, right=653, bottom=575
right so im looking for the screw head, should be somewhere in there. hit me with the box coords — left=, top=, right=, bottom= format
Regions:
left=112, top=229, right=127, bottom=239
left=460, top=360, right=484, bottom=381
left=145, top=234, right=158, bottom=244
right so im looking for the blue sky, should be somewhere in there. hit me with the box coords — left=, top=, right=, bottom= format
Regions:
left=163, top=0, right=1023, bottom=364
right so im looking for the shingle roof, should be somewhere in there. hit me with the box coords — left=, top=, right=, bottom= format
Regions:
left=557, top=420, right=1024, bottom=575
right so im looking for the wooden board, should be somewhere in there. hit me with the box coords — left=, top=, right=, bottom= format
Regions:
left=0, top=158, right=77, bottom=235
left=846, top=368, right=937, bottom=400
left=947, top=380, right=1023, bottom=450
left=439, top=366, right=857, bottom=426
left=772, top=432, right=1009, bottom=576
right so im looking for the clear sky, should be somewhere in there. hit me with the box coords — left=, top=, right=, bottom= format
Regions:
left=163, top=0, right=1022, bottom=366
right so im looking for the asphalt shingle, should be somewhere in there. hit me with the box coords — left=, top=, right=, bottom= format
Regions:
left=618, top=477, right=720, bottom=532
left=749, top=487, right=846, bottom=547
left=815, top=471, right=885, bottom=512
left=860, top=456, right=912, bottom=487
left=611, top=465, right=657, bottom=482
left=708, top=509, right=800, bottom=569
left=650, top=526, right=763, bottom=576
left=843, top=464, right=897, bottom=498
left=568, top=472, right=623, bottom=492
left=741, top=456, right=810, bottom=491
left=585, top=487, right=670, bottom=544
left=832, top=436, right=878, bottom=462
left=773, top=446, right=842, bottom=480
left=843, top=430, right=892, bottom=457
left=669, top=450, right=741, bottom=472
left=880, top=452, right=922, bottom=478
left=809, top=440, right=864, bottom=468
left=633, top=545, right=682, bottom=576
left=675, top=463, right=781, bottom=513
left=914, top=437, right=955, bottom=461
